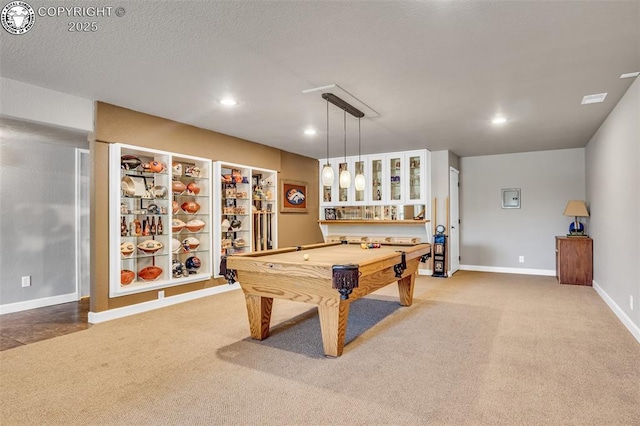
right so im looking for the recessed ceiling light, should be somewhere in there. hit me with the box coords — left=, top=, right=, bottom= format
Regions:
left=220, top=98, right=237, bottom=106
left=620, top=72, right=640, bottom=79
left=304, top=129, right=317, bottom=136
left=581, top=93, right=607, bottom=105
left=492, top=116, right=507, bottom=125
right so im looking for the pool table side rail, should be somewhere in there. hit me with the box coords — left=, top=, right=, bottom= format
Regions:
left=226, top=243, right=431, bottom=281
left=232, top=242, right=341, bottom=258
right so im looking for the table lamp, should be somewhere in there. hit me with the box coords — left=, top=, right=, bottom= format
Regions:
left=563, top=200, right=589, bottom=236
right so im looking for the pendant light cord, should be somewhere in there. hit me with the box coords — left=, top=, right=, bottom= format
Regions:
left=326, top=99, right=329, bottom=162
left=343, top=110, right=347, bottom=162
left=358, top=117, right=361, bottom=162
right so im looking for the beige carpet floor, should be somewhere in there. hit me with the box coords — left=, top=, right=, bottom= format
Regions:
left=1, top=271, right=638, bottom=425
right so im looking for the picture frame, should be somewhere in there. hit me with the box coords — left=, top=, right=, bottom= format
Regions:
left=502, top=188, right=521, bottom=209
left=281, top=179, right=308, bottom=213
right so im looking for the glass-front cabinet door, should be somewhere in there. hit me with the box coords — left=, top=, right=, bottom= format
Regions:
left=353, top=158, right=366, bottom=203
left=219, top=163, right=252, bottom=257
left=388, top=154, right=403, bottom=203
left=406, top=151, right=426, bottom=203
left=368, top=155, right=385, bottom=205
left=319, top=158, right=336, bottom=206
left=336, top=158, right=350, bottom=205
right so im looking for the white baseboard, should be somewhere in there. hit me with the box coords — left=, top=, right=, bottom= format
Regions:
left=88, top=283, right=240, bottom=324
left=592, top=280, right=640, bottom=344
left=459, top=264, right=556, bottom=276
left=0, top=292, right=78, bottom=315
left=418, top=269, right=433, bottom=276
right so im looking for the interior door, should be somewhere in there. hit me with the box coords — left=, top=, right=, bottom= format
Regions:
left=449, top=167, right=460, bottom=275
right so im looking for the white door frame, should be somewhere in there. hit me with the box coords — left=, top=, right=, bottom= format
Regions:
left=75, top=148, right=90, bottom=299
left=449, top=167, right=460, bottom=275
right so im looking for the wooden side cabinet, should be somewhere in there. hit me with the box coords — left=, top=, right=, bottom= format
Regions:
left=555, top=236, right=593, bottom=286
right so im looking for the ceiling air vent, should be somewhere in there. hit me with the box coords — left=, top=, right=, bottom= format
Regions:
left=581, top=93, right=607, bottom=105
left=620, top=72, right=639, bottom=79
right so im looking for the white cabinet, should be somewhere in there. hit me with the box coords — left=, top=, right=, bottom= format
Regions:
left=319, top=158, right=358, bottom=206
left=353, top=157, right=367, bottom=203
left=319, top=158, right=341, bottom=206
left=213, top=162, right=278, bottom=277
left=384, top=151, right=427, bottom=204
left=320, top=149, right=429, bottom=208
left=386, top=153, right=405, bottom=203
left=320, top=157, right=371, bottom=206
left=110, top=143, right=212, bottom=297
left=367, top=154, right=387, bottom=206
left=404, top=150, right=428, bottom=204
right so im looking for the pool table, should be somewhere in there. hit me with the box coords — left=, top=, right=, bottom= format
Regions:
left=224, top=242, right=431, bottom=357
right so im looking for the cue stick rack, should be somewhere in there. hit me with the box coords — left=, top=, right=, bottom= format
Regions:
left=253, top=210, right=274, bottom=251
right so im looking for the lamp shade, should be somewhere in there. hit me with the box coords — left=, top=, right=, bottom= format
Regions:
left=321, top=164, right=334, bottom=186
left=339, top=169, right=352, bottom=189
left=354, top=173, right=365, bottom=191
left=563, top=200, right=589, bottom=217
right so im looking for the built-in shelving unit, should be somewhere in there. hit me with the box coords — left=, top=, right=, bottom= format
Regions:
left=318, top=149, right=431, bottom=247
left=109, top=144, right=213, bottom=297
left=213, top=162, right=278, bottom=277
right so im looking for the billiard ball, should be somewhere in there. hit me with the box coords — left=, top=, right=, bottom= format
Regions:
left=303, top=254, right=310, bottom=261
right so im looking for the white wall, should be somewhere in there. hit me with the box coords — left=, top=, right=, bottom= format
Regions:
left=460, top=148, right=586, bottom=272
left=0, top=78, right=93, bottom=131
left=0, top=136, right=87, bottom=307
left=431, top=150, right=449, bottom=229
left=586, top=78, right=639, bottom=337
left=0, top=81, right=93, bottom=312
left=430, top=150, right=461, bottom=229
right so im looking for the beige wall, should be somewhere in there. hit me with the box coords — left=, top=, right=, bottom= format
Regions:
left=278, top=151, right=324, bottom=247
left=92, top=102, right=322, bottom=312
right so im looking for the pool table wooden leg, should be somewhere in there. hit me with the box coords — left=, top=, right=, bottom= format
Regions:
left=245, top=295, right=273, bottom=340
left=317, top=301, right=350, bottom=357
left=397, top=272, right=416, bottom=306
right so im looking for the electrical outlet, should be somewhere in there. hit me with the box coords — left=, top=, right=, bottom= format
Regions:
left=631, top=295, right=634, bottom=311
left=21, top=276, right=31, bottom=287
left=518, top=256, right=524, bottom=263
left=158, top=290, right=165, bottom=299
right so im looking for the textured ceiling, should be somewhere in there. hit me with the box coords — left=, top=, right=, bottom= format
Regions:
left=1, top=1, right=638, bottom=158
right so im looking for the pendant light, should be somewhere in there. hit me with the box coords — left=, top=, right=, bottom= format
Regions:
left=354, top=117, right=365, bottom=191
left=339, top=110, right=351, bottom=189
left=321, top=98, right=334, bottom=187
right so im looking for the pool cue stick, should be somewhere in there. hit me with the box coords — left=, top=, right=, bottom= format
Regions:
left=255, top=212, right=260, bottom=251
left=262, top=212, right=266, bottom=251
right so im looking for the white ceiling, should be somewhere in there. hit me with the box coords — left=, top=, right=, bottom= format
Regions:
left=1, top=1, right=638, bottom=159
